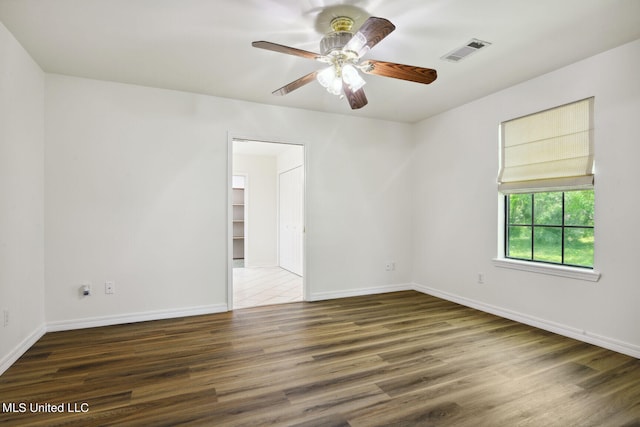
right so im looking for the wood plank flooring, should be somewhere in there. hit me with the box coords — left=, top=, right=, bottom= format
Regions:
left=1, top=291, right=639, bottom=426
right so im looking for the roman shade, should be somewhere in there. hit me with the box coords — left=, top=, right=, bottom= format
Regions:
left=497, top=97, right=594, bottom=193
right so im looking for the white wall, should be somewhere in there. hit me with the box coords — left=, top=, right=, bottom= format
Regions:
left=278, top=144, right=304, bottom=173
left=412, top=39, right=640, bottom=356
left=233, top=153, right=278, bottom=267
left=0, top=22, right=45, bottom=372
left=44, top=74, right=415, bottom=326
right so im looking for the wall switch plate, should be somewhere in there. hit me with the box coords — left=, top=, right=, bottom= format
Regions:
left=3, top=309, right=8, bottom=327
left=105, top=281, right=115, bottom=294
left=478, top=273, right=485, bottom=284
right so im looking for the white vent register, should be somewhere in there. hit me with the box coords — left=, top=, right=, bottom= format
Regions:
left=441, top=38, right=491, bottom=62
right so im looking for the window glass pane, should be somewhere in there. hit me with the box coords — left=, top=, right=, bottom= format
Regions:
left=534, top=192, right=563, bottom=225
left=504, top=190, right=594, bottom=269
left=533, top=227, right=562, bottom=263
left=565, top=228, right=594, bottom=267
left=565, top=190, right=594, bottom=226
left=508, top=226, right=532, bottom=259
left=508, top=194, right=532, bottom=225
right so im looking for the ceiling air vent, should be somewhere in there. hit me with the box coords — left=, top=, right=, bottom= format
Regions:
left=441, top=38, right=491, bottom=62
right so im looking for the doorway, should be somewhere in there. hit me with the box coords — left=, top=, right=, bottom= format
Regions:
left=229, top=138, right=305, bottom=309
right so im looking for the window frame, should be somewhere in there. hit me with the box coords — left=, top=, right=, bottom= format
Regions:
left=503, top=191, right=594, bottom=269
left=493, top=192, right=600, bottom=282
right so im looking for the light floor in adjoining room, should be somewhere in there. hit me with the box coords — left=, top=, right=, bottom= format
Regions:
left=233, top=266, right=302, bottom=309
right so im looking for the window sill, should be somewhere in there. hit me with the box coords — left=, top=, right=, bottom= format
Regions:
left=492, top=258, right=601, bottom=282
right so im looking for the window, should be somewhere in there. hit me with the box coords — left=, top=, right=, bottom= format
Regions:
left=506, top=190, right=594, bottom=268
left=497, top=97, right=597, bottom=274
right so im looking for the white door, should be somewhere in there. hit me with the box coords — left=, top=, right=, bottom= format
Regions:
left=279, top=166, right=303, bottom=275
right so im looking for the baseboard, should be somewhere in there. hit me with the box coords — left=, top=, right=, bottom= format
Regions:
left=412, top=282, right=640, bottom=359
left=308, top=283, right=413, bottom=302
left=46, top=304, right=228, bottom=332
left=0, top=323, right=46, bottom=376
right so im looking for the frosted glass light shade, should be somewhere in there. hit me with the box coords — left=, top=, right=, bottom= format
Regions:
left=344, top=32, right=368, bottom=57
left=316, top=66, right=336, bottom=88
left=342, top=64, right=366, bottom=92
left=328, top=76, right=343, bottom=95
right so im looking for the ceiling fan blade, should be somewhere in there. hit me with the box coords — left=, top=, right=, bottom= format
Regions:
left=342, top=82, right=368, bottom=110
left=272, top=71, right=318, bottom=96
left=252, top=41, right=325, bottom=61
left=360, top=60, right=438, bottom=84
left=346, top=17, right=395, bottom=55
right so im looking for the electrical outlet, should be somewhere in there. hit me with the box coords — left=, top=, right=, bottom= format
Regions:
left=82, top=283, right=91, bottom=297
left=3, top=309, right=8, bottom=327
left=105, top=281, right=115, bottom=294
left=385, top=262, right=396, bottom=271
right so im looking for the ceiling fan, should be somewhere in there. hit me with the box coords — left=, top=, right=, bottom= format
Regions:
left=252, top=16, right=438, bottom=110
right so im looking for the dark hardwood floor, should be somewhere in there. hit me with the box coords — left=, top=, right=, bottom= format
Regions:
left=1, top=291, right=639, bottom=426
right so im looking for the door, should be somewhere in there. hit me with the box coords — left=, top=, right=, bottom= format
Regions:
left=279, top=166, right=303, bottom=275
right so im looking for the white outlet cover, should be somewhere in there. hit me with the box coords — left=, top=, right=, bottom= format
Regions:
left=105, top=281, right=115, bottom=294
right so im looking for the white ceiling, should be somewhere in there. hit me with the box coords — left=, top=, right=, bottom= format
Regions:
left=1, top=0, right=639, bottom=123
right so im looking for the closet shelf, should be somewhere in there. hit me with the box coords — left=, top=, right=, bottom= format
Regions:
left=232, top=186, right=245, bottom=259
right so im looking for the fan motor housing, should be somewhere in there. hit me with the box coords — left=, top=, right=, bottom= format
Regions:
left=320, top=31, right=353, bottom=55
left=320, top=16, right=356, bottom=55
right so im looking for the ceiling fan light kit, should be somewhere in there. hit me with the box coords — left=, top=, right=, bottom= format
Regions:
left=252, top=15, right=438, bottom=110
left=316, top=17, right=366, bottom=96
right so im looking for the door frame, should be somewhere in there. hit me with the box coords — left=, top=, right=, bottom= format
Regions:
left=227, top=133, right=307, bottom=310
